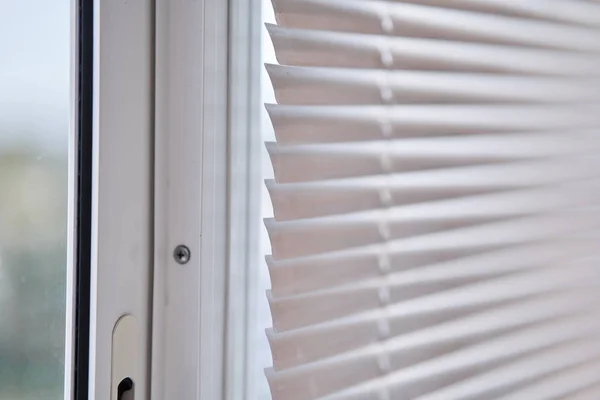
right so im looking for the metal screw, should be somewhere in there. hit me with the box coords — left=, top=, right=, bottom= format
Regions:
left=173, top=245, right=191, bottom=265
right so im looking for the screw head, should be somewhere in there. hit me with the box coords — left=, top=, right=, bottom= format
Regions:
left=173, top=245, right=191, bottom=265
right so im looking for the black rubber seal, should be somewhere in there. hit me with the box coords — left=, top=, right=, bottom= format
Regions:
left=73, top=0, right=93, bottom=398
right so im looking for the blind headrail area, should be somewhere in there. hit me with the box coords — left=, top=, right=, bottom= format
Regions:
left=263, top=1, right=600, bottom=399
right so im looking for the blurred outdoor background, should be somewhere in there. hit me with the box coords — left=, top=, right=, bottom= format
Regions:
left=0, top=0, right=70, bottom=399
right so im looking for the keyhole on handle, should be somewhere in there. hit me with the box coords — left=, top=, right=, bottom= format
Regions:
left=117, top=377, right=134, bottom=400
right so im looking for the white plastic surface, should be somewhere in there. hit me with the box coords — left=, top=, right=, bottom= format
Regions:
left=111, top=315, right=139, bottom=400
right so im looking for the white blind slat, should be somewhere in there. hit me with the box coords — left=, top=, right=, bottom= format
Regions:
left=267, top=181, right=600, bottom=259
left=265, top=209, right=600, bottom=317
left=269, top=312, right=600, bottom=399
left=268, top=236, right=598, bottom=296
left=383, top=0, right=600, bottom=27
left=266, top=286, right=595, bottom=376
left=494, top=360, right=600, bottom=400
left=267, top=24, right=600, bottom=76
left=267, top=64, right=600, bottom=105
left=267, top=104, right=600, bottom=144
left=273, top=0, right=600, bottom=51
left=416, top=341, right=600, bottom=400
left=268, top=256, right=600, bottom=333
left=269, top=287, right=600, bottom=370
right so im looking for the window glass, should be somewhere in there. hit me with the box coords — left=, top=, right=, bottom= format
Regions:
left=0, top=1, right=71, bottom=399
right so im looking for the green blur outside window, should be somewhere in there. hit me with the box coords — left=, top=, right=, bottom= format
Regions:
left=0, top=1, right=71, bottom=399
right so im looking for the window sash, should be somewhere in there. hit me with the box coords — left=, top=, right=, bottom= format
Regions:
left=85, top=1, right=154, bottom=398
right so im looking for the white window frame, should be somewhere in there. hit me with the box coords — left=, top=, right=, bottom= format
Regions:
left=86, top=0, right=154, bottom=399
left=151, top=0, right=229, bottom=398
left=152, top=0, right=263, bottom=398
left=224, top=0, right=264, bottom=398
left=64, top=0, right=80, bottom=398
left=78, top=0, right=263, bottom=398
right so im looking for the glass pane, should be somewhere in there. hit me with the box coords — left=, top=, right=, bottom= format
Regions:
left=0, top=1, right=71, bottom=399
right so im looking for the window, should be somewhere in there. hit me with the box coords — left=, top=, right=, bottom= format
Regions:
left=4, top=1, right=600, bottom=399
left=0, top=1, right=71, bottom=399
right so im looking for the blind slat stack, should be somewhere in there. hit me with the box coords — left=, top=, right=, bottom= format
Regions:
left=264, top=1, right=600, bottom=399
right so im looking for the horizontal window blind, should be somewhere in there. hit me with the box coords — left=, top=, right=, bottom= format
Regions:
left=264, top=1, right=600, bottom=399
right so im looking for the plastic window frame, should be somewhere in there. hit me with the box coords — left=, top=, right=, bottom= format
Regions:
left=68, top=0, right=155, bottom=399
left=152, top=0, right=262, bottom=399
left=68, top=0, right=263, bottom=398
